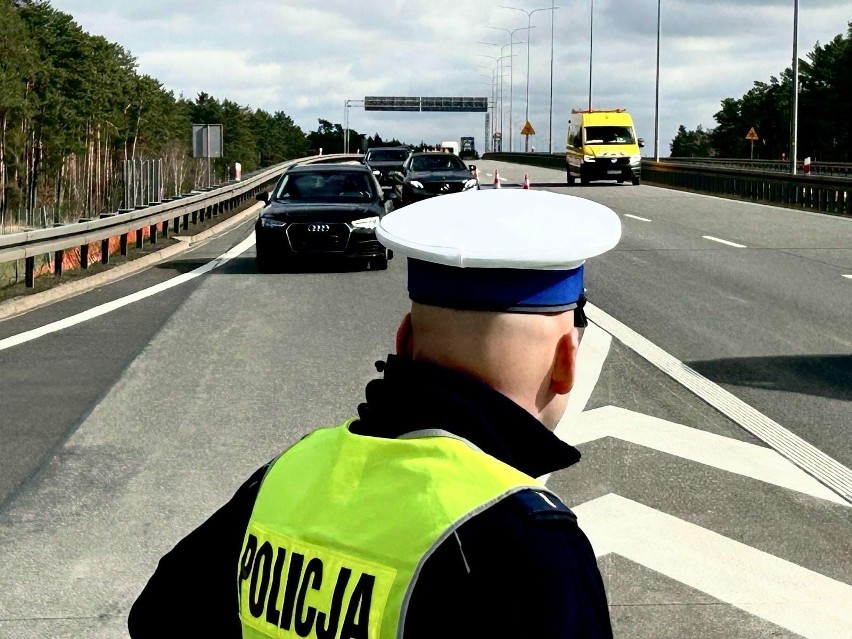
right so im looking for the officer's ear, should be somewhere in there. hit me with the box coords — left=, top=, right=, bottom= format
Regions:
left=395, top=312, right=414, bottom=357
left=550, top=327, right=579, bottom=395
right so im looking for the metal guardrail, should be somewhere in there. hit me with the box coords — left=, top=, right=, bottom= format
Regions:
left=643, top=161, right=851, bottom=215
left=663, top=157, right=852, bottom=178
left=1, top=154, right=359, bottom=288
left=482, top=153, right=851, bottom=216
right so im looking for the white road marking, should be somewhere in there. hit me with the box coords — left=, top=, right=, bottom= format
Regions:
left=625, top=214, right=652, bottom=222
left=842, top=274, right=852, bottom=280
left=585, top=301, right=852, bottom=504
left=575, top=494, right=852, bottom=639
left=0, top=233, right=257, bottom=352
left=570, top=406, right=847, bottom=506
left=703, top=235, right=747, bottom=248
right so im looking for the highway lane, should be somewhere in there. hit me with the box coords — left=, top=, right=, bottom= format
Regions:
left=0, top=174, right=850, bottom=637
left=479, top=160, right=852, bottom=469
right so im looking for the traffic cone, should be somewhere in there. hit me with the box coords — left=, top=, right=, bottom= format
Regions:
left=493, top=170, right=501, bottom=189
left=803, top=157, right=811, bottom=174
left=522, top=173, right=531, bottom=189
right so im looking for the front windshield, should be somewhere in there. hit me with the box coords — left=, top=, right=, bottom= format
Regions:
left=367, top=149, right=409, bottom=162
left=410, top=154, right=468, bottom=172
left=584, top=126, right=636, bottom=145
left=274, top=171, right=374, bottom=201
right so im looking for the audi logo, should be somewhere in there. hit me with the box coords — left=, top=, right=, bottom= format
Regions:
left=440, top=183, right=451, bottom=192
left=308, top=224, right=330, bottom=232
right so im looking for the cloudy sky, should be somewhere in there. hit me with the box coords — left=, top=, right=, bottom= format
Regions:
left=50, top=0, right=850, bottom=156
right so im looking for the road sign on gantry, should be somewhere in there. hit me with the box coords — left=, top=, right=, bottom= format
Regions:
left=745, top=127, right=759, bottom=141
left=364, top=96, right=488, bottom=112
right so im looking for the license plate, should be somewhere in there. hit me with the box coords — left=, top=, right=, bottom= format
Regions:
left=607, top=170, right=621, bottom=175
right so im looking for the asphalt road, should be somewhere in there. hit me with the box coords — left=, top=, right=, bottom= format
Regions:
left=0, top=172, right=850, bottom=638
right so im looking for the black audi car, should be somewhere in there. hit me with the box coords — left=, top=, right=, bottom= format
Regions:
left=390, top=152, right=479, bottom=206
left=362, top=146, right=411, bottom=190
left=255, top=164, right=395, bottom=271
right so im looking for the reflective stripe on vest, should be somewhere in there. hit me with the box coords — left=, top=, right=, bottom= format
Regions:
left=238, top=420, right=546, bottom=639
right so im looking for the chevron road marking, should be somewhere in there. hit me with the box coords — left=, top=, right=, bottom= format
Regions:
left=569, top=406, right=848, bottom=506
left=575, top=494, right=852, bottom=639
left=585, top=302, right=852, bottom=504
left=0, top=233, right=257, bottom=352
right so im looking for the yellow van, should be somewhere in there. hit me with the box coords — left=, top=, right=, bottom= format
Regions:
left=566, top=109, right=643, bottom=186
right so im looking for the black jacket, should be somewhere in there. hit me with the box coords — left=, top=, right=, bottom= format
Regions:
left=128, top=355, right=612, bottom=638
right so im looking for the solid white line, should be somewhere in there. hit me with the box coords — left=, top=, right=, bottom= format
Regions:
left=571, top=406, right=847, bottom=506
left=0, top=233, right=257, bottom=352
left=624, top=214, right=652, bottom=222
left=703, top=235, right=747, bottom=248
left=575, top=494, right=852, bottom=639
left=585, top=301, right=852, bottom=504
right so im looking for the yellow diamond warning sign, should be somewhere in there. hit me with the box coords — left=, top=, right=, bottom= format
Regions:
left=520, top=121, right=535, bottom=136
left=745, top=127, right=759, bottom=141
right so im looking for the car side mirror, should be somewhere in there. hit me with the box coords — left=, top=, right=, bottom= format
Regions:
left=638, top=138, right=645, bottom=148
left=468, top=164, right=477, bottom=173
left=256, top=192, right=269, bottom=204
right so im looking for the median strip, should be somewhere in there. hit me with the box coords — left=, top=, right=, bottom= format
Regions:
left=703, top=235, right=746, bottom=248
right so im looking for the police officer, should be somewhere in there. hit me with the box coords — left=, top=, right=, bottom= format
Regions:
left=129, top=188, right=620, bottom=638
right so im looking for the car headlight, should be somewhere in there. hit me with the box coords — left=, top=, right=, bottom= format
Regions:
left=260, top=217, right=285, bottom=228
left=583, top=155, right=596, bottom=162
left=351, top=216, right=380, bottom=229
left=409, top=180, right=425, bottom=189
left=629, top=155, right=641, bottom=165
left=463, top=179, right=478, bottom=190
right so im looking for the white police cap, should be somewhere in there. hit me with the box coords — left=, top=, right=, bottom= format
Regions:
left=376, top=189, right=621, bottom=313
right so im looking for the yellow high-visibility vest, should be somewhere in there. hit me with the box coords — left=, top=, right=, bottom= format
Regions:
left=238, top=420, right=546, bottom=638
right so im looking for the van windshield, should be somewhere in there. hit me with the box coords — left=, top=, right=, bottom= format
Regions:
left=584, top=126, right=635, bottom=145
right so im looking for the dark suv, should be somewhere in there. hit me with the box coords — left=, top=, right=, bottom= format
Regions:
left=363, top=146, right=411, bottom=190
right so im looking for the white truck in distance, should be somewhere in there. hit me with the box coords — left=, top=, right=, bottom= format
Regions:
left=439, top=141, right=460, bottom=155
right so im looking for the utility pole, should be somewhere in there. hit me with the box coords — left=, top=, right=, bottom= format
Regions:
left=790, top=0, right=799, bottom=175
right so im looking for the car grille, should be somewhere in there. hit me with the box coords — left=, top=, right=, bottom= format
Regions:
left=424, top=181, right=465, bottom=195
left=287, top=223, right=350, bottom=252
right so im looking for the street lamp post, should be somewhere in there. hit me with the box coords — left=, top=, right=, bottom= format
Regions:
left=588, top=0, right=594, bottom=111
left=486, top=26, right=530, bottom=152
left=654, top=0, right=661, bottom=162
left=790, top=0, right=799, bottom=175
left=478, top=53, right=513, bottom=151
left=548, top=0, right=556, bottom=153
left=500, top=5, right=557, bottom=151
left=481, top=42, right=515, bottom=150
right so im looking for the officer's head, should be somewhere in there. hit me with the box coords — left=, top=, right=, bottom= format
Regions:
left=377, top=189, right=621, bottom=431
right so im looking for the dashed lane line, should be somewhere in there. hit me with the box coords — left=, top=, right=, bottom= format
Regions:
left=703, top=235, right=747, bottom=248
left=0, top=234, right=257, bottom=353
left=624, top=214, right=652, bottom=222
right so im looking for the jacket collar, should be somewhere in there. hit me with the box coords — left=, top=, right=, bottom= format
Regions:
left=352, top=354, right=581, bottom=478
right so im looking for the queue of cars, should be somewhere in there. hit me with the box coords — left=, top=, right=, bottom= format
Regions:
left=254, top=148, right=479, bottom=273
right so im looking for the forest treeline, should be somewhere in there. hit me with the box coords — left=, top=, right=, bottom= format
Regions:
left=0, top=1, right=396, bottom=232
left=671, top=22, right=852, bottom=161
